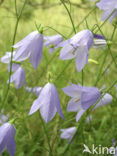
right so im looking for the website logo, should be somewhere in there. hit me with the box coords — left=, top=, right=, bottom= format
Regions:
left=83, top=144, right=116, bottom=155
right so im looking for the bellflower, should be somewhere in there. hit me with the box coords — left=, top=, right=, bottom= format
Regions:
left=1, top=52, right=16, bottom=63
left=93, top=93, right=113, bottom=109
left=26, top=86, right=42, bottom=96
left=62, top=84, right=100, bottom=122
left=8, top=63, right=21, bottom=72
left=96, top=0, right=117, bottom=22
left=13, top=31, right=43, bottom=69
left=9, top=67, right=26, bottom=89
left=1, top=51, right=21, bottom=72
left=0, top=123, right=16, bottom=156
left=0, top=109, right=8, bottom=124
left=44, top=34, right=63, bottom=54
left=59, top=30, right=93, bottom=72
left=29, top=82, right=64, bottom=123
left=60, top=127, right=77, bottom=143
left=93, top=34, right=107, bottom=49
left=109, top=140, right=117, bottom=156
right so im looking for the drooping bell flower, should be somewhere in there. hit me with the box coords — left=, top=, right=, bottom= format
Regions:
left=0, top=52, right=16, bottom=64
left=0, top=109, right=8, bottom=124
left=8, top=67, right=26, bottom=89
left=62, top=84, right=100, bottom=122
left=26, top=86, right=42, bottom=96
left=96, top=0, right=117, bottom=23
left=8, top=63, right=21, bottom=72
left=60, top=127, right=77, bottom=143
left=44, top=34, right=63, bottom=54
left=59, top=30, right=93, bottom=72
left=29, top=82, right=64, bottom=123
left=93, top=34, right=107, bottom=49
left=93, top=93, right=113, bottom=109
left=1, top=51, right=21, bottom=72
left=13, top=30, right=43, bottom=69
left=0, top=123, right=16, bottom=156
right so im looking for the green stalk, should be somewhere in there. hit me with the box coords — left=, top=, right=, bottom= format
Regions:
left=69, top=7, right=96, bottom=37
left=94, top=25, right=117, bottom=86
left=39, top=113, right=53, bottom=156
left=60, top=0, right=76, bottom=34
left=1, top=0, right=27, bottom=109
left=94, top=49, right=108, bottom=86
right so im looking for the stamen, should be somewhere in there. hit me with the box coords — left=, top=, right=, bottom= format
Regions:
left=74, top=98, right=80, bottom=102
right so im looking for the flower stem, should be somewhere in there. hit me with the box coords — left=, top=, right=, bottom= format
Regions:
left=69, top=7, right=96, bottom=37
left=94, top=25, right=117, bottom=86
left=39, top=113, right=53, bottom=156
left=60, top=0, right=76, bottom=34
left=1, top=0, right=27, bottom=109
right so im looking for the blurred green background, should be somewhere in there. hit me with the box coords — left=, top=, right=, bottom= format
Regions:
left=0, top=0, right=117, bottom=155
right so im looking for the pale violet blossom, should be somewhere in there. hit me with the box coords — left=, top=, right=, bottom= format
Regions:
left=9, top=67, right=26, bottom=89
left=26, top=86, right=42, bottom=96
left=0, top=51, right=21, bottom=72
left=0, top=109, right=8, bottom=124
left=60, top=127, right=77, bottom=142
left=63, top=83, right=113, bottom=122
left=0, top=52, right=16, bottom=64
left=93, top=34, right=107, bottom=49
left=63, top=84, right=101, bottom=122
left=93, top=93, right=113, bottom=110
left=13, top=31, right=43, bottom=69
left=0, top=123, right=16, bottom=156
left=8, top=63, right=21, bottom=72
left=59, top=30, right=93, bottom=72
left=44, top=34, right=63, bottom=54
left=96, top=0, right=117, bottom=22
left=29, top=82, right=64, bottom=123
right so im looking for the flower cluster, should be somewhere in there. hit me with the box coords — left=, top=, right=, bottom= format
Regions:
left=0, top=0, right=116, bottom=155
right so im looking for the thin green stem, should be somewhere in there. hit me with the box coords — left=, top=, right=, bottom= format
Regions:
left=39, top=113, right=53, bottom=156
left=69, top=7, right=96, bottom=37
left=99, top=55, right=117, bottom=82
left=1, top=0, right=27, bottom=109
left=111, top=25, right=116, bottom=40
left=94, top=49, right=108, bottom=86
left=60, top=0, right=76, bottom=34
left=94, top=23, right=117, bottom=86
left=44, top=26, right=67, bottom=39
left=55, top=0, right=77, bottom=82
left=94, top=9, right=116, bottom=34
left=55, top=60, right=73, bottom=81
left=108, top=45, right=117, bottom=68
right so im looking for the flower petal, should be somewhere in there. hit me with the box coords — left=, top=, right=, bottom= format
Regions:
left=7, top=126, right=16, bottom=156
left=59, top=44, right=76, bottom=60
left=81, top=87, right=101, bottom=110
left=29, top=34, right=43, bottom=69
left=29, top=98, right=41, bottom=115
left=67, top=97, right=81, bottom=112
left=93, top=93, right=113, bottom=110
left=76, top=109, right=86, bottom=122
left=39, top=83, right=57, bottom=123
left=62, top=84, right=82, bottom=98
left=75, top=46, right=88, bottom=72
